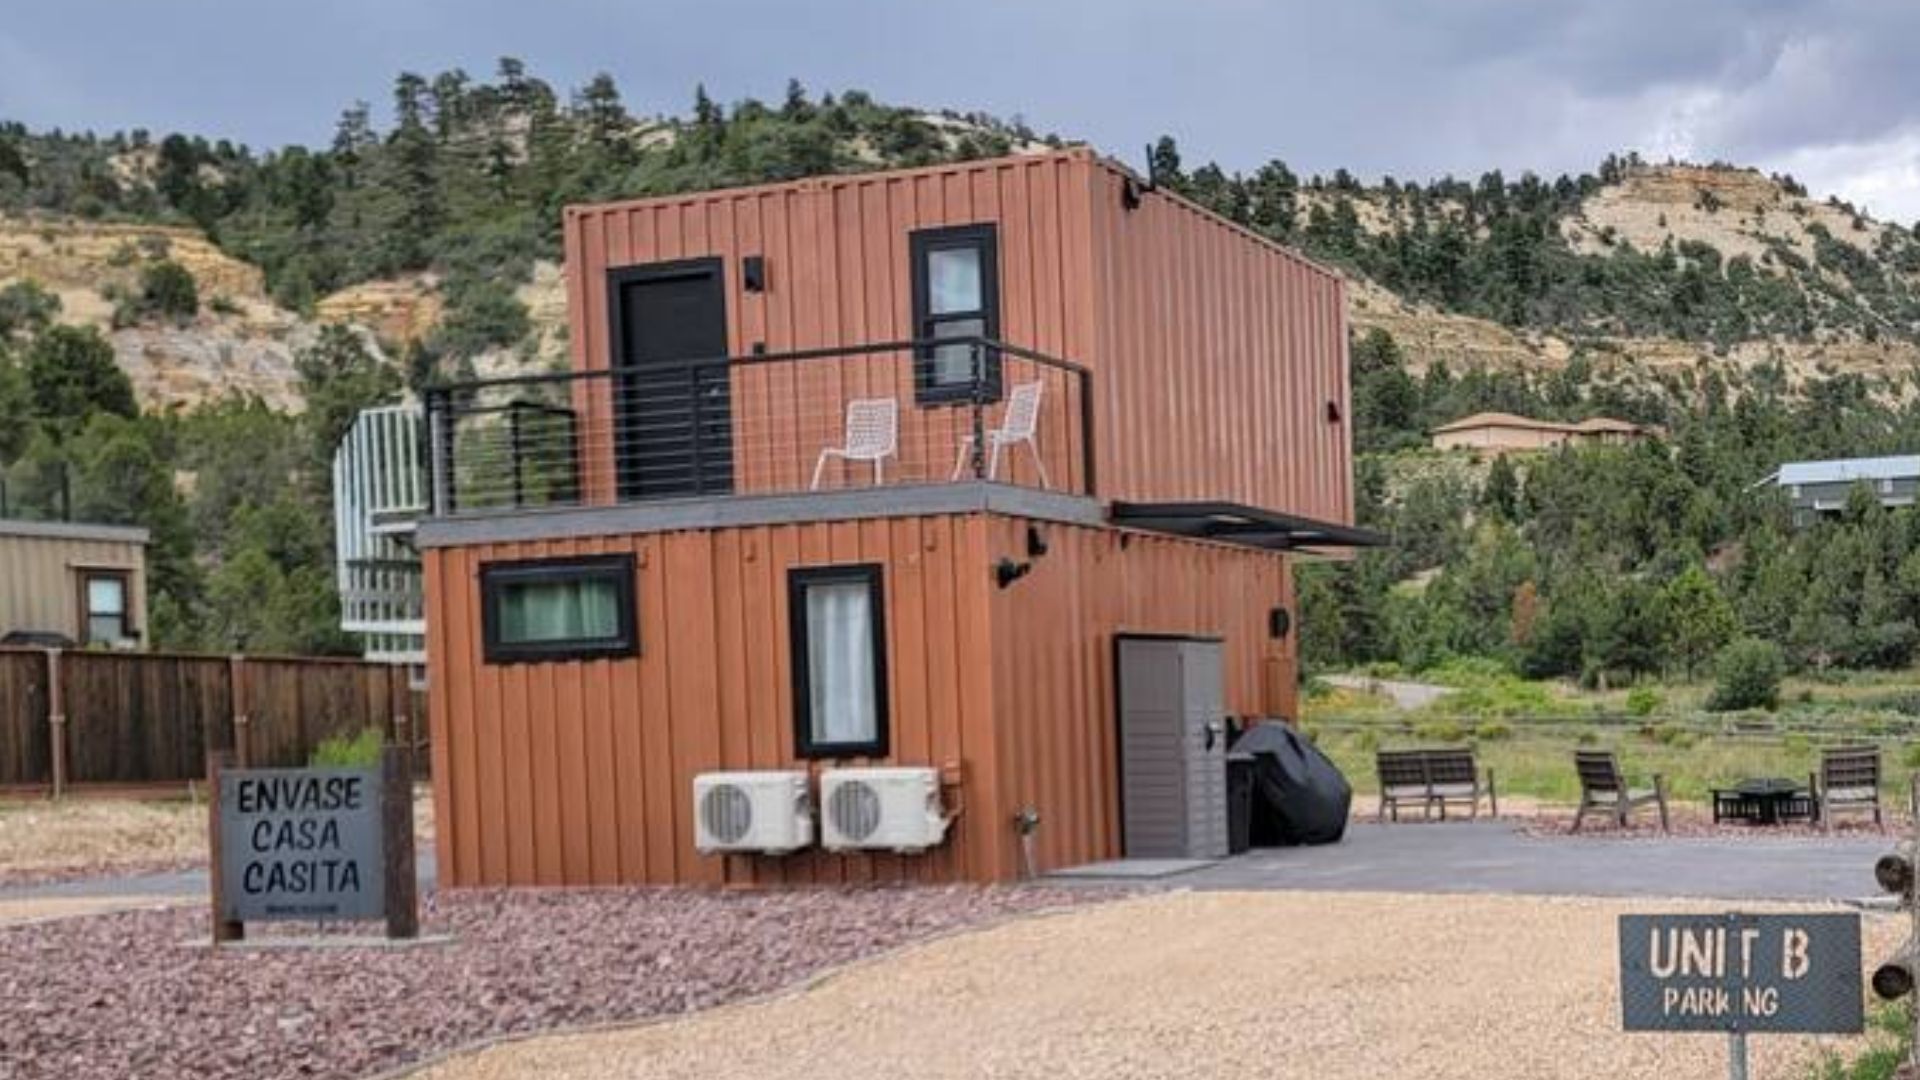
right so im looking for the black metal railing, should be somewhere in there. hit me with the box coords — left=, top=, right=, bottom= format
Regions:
left=424, top=337, right=1094, bottom=516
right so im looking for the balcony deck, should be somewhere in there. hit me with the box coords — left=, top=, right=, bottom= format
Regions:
left=423, top=338, right=1094, bottom=521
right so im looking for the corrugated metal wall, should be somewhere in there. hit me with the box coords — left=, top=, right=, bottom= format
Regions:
left=425, top=512, right=1295, bottom=886
left=560, top=150, right=1353, bottom=523
left=1086, top=162, right=1354, bottom=523
left=0, top=532, right=147, bottom=643
left=425, top=514, right=1007, bottom=887
left=986, top=519, right=1294, bottom=875
left=564, top=154, right=1097, bottom=505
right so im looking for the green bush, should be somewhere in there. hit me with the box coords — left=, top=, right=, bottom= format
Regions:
left=1473, top=721, right=1513, bottom=741
left=1624, top=686, right=1662, bottom=717
left=1413, top=719, right=1466, bottom=743
left=1706, top=638, right=1784, bottom=712
left=309, top=727, right=385, bottom=768
left=113, top=259, right=199, bottom=326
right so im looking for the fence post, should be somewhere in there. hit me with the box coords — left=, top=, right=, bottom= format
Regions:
left=382, top=743, right=419, bottom=940
left=228, top=655, right=250, bottom=767
left=45, top=648, right=66, bottom=800
left=206, top=748, right=244, bottom=943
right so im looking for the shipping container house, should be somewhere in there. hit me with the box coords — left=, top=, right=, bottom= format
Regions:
left=418, top=148, right=1376, bottom=886
left=0, top=519, right=149, bottom=649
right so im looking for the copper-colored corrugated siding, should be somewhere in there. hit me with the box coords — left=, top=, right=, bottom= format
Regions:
left=564, top=153, right=1099, bottom=503
left=1084, top=162, right=1354, bottom=524
left=426, top=512, right=1296, bottom=887
left=561, top=151, right=1352, bottom=521
left=425, top=516, right=1008, bottom=887
left=987, top=520, right=1296, bottom=874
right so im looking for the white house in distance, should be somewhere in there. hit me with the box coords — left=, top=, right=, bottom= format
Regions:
left=1754, top=454, right=1920, bottom=527
left=331, top=404, right=427, bottom=664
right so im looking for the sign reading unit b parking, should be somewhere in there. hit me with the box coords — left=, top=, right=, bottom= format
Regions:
left=1619, top=913, right=1863, bottom=1035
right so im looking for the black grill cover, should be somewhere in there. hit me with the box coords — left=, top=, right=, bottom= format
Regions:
left=1231, top=721, right=1351, bottom=846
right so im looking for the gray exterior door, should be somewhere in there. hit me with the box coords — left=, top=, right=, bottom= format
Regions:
left=1116, top=636, right=1228, bottom=859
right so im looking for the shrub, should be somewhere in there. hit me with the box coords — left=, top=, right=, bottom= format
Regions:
left=1473, top=721, right=1513, bottom=741
left=1625, top=686, right=1662, bottom=717
left=113, top=259, right=199, bottom=326
left=1707, top=638, right=1784, bottom=712
left=309, top=727, right=385, bottom=768
left=1413, top=719, right=1466, bottom=743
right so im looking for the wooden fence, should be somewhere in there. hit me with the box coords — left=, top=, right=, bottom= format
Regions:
left=0, top=648, right=425, bottom=794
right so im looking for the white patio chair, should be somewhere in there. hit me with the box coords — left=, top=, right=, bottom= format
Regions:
left=811, top=397, right=898, bottom=490
left=950, top=381, right=1048, bottom=488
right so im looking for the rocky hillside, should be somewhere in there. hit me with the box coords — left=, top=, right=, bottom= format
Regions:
left=1297, top=161, right=1920, bottom=404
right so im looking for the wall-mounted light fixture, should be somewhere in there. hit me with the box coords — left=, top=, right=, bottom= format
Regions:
left=742, top=255, right=767, bottom=293
left=1026, top=525, right=1049, bottom=559
left=995, top=557, right=1031, bottom=589
left=1269, top=606, right=1292, bottom=640
left=1325, top=400, right=1343, bottom=423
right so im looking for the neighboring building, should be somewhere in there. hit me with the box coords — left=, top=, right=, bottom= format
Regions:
left=1429, top=411, right=1656, bottom=454
left=331, top=404, right=427, bottom=664
left=0, top=519, right=148, bottom=648
left=1756, top=455, right=1920, bottom=527
left=417, top=149, right=1378, bottom=888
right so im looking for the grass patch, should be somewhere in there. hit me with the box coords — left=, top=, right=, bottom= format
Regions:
left=1805, top=1004, right=1909, bottom=1079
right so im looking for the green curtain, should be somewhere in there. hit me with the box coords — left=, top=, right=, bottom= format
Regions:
left=499, top=580, right=619, bottom=642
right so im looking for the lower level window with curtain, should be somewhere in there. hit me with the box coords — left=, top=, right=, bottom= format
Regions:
left=481, top=554, right=637, bottom=663
left=789, top=564, right=889, bottom=758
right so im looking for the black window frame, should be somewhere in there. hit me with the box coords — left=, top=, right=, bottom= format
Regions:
left=78, top=569, right=133, bottom=646
left=480, top=554, right=638, bottom=664
left=909, top=223, right=1001, bottom=406
left=788, top=563, right=890, bottom=759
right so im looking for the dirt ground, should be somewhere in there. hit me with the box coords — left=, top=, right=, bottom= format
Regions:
left=412, top=891, right=1902, bottom=1080
left=0, top=798, right=206, bottom=881
left=0, top=787, right=436, bottom=884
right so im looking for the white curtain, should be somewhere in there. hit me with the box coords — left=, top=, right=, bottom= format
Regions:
left=500, top=579, right=619, bottom=642
left=806, top=581, right=877, bottom=745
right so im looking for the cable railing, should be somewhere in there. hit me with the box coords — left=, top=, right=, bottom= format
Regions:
left=423, top=337, right=1094, bottom=516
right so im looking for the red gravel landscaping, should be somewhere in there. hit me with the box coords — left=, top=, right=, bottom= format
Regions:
left=0, top=885, right=1104, bottom=1080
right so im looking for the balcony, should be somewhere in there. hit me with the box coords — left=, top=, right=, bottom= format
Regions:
left=422, top=339, right=1094, bottom=518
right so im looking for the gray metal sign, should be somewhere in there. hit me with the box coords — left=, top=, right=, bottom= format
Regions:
left=1619, top=913, right=1864, bottom=1034
left=217, top=766, right=386, bottom=922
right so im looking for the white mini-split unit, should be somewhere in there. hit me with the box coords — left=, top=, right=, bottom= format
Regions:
left=692, top=771, right=814, bottom=854
left=819, top=767, right=951, bottom=853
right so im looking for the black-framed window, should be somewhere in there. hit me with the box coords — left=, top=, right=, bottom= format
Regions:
left=481, top=554, right=638, bottom=663
left=789, top=564, right=889, bottom=758
left=80, top=570, right=132, bottom=646
left=910, top=223, right=1001, bottom=405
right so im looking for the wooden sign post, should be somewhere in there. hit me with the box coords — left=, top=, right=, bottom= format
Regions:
left=207, top=743, right=418, bottom=945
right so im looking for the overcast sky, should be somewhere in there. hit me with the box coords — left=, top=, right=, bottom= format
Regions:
left=3, top=0, right=1917, bottom=224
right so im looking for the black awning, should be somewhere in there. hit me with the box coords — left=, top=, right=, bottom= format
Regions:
left=1108, top=501, right=1387, bottom=552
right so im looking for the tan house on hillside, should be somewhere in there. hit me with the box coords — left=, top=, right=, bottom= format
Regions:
left=0, top=520, right=149, bottom=648
left=1430, top=412, right=1657, bottom=455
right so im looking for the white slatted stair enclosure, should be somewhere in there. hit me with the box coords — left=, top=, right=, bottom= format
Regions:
left=332, top=403, right=428, bottom=665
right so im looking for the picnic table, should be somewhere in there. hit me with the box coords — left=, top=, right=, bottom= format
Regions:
left=1711, top=777, right=1817, bottom=826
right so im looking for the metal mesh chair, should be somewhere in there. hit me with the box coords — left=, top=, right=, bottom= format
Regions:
left=951, top=381, right=1048, bottom=487
left=810, top=397, right=898, bottom=490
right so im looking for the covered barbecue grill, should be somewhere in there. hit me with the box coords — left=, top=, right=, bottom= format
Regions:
left=1231, top=721, right=1351, bottom=846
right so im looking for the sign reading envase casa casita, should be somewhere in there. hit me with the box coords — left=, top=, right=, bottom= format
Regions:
left=1619, top=913, right=1863, bottom=1034
left=217, top=766, right=386, bottom=921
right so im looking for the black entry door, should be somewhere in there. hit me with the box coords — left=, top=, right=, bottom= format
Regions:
left=609, top=258, right=733, bottom=500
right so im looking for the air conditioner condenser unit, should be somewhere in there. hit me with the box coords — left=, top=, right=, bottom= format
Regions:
left=819, top=767, right=951, bottom=853
left=693, top=771, right=813, bottom=854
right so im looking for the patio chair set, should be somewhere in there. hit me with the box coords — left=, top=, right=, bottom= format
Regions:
left=809, top=381, right=1049, bottom=491
left=1373, top=744, right=1887, bottom=834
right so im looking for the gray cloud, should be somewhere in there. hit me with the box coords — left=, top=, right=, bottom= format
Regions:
left=0, top=0, right=1916, bottom=223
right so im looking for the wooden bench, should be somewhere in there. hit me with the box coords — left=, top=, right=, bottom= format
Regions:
left=1375, top=748, right=1498, bottom=822
left=1571, top=750, right=1668, bottom=833
left=1815, top=745, right=1883, bottom=832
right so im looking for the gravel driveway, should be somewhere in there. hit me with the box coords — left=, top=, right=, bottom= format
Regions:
left=0, top=886, right=1094, bottom=1080
left=411, top=891, right=1900, bottom=1080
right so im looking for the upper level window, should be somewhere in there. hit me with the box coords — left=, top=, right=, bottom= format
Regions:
left=789, top=564, right=889, bottom=758
left=81, top=571, right=131, bottom=646
left=910, top=224, right=1000, bottom=405
left=482, top=555, right=637, bottom=663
